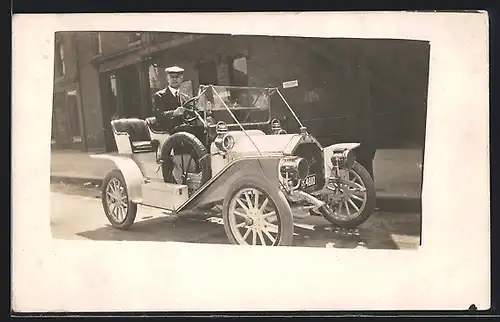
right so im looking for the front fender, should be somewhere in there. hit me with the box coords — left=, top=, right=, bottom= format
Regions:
left=322, top=142, right=360, bottom=171
left=176, top=155, right=282, bottom=212
left=90, top=154, right=144, bottom=203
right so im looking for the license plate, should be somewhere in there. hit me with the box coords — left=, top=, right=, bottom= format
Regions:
left=302, top=174, right=316, bottom=188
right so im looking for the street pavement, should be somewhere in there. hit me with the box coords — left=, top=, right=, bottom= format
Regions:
left=50, top=182, right=421, bottom=249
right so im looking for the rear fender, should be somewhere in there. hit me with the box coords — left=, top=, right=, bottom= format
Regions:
left=176, top=156, right=282, bottom=212
left=90, top=154, right=144, bottom=203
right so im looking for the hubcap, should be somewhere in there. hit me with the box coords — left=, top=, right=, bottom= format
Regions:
left=105, top=177, right=128, bottom=223
left=228, top=188, right=280, bottom=246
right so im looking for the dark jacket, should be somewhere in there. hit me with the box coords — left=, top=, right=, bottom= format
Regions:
left=152, top=87, right=190, bottom=131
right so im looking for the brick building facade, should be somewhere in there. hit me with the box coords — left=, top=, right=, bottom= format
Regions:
left=51, top=31, right=105, bottom=151
left=52, top=32, right=85, bottom=150
left=52, top=31, right=430, bottom=153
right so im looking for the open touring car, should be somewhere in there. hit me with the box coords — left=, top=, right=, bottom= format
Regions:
left=91, top=84, right=376, bottom=246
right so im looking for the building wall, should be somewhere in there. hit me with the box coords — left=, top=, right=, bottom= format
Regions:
left=75, top=32, right=106, bottom=151
left=155, top=35, right=357, bottom=145
left=98, top=32, right=144, bottom=57
left=52, top=32, right=110, bottom=152
left=52, top=32, right=84, bottom=150
left=90, top=32, right=430, bottom=152
left=53, top=33, right=79, bottom=91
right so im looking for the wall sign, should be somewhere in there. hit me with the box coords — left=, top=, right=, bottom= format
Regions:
left=282, top=80, right=299, bottom=88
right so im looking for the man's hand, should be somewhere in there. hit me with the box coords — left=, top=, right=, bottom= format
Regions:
left=173, top=106, right=185, bottom=117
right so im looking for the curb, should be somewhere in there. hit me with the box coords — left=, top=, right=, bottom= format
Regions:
left=50, top=175, right=421, bottom=213
left=50, top=175, right=104, bottom=187
left=375, top=195, right=421, bottom=213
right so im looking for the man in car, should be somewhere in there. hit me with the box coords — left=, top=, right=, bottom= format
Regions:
left=152, top=65, right=191, bottom=131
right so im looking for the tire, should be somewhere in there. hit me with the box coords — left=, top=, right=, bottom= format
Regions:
left=101, top=169, right=138, bottom=230
left=160, top=131, right=214, bottom=208
left=319, top=161, right=376, bottom=229
left=222, top=176, right=294, bottom=246
left=160, top=131, right=212, bottom=186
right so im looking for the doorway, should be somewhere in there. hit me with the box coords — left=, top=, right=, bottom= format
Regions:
left=51, top=89, right=84, bottom=150
left=66, top=90, right=83, bottom=146
left=115, top=64, right=143, bottom=118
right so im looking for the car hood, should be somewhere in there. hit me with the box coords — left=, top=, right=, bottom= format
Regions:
left=227, top=131, right=311, bottom=155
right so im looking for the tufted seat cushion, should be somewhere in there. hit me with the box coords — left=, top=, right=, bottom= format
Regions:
left=111, top=118, right=155, bottom=153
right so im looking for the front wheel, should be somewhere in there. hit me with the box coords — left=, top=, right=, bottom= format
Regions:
left=319, top=161, right=376, bottom=229
left=222, top=176, right=294, bottom=246
left=101, top=169, right=138, bottom=230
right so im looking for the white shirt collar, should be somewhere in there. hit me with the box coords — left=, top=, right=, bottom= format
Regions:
left=168, top=86, right=179, bottom=96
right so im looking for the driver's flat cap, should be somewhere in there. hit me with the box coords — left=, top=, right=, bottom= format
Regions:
left=165, top=66, right=185, bottom=74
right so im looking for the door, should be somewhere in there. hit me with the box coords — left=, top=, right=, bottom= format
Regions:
left=66, top=90, right=83, bottom=148
left=52, top=92, right=71, bottom=149
left=115, top=65, right=143, bottom=118
left=52, top=89, right=84, bottom=150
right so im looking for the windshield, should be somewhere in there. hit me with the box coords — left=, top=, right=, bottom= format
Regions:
left=196, top=85, right=271, bottom=125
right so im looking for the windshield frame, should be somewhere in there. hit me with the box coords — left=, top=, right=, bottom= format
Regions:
left=195, top=85, right=273, bottom=127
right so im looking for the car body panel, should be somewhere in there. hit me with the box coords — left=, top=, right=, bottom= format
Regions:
left=90, top=154, right=145, bottom=203
left=176, top=155, right=283, bottom=212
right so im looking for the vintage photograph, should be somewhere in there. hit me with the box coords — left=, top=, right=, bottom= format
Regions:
left=13, top=12, right=490, bottom=312
left=50, top=31, right=428, bottom=249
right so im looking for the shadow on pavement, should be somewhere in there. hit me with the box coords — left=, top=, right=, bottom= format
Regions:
left=74, top=211, right=420, bottom=250
left=77, top=216, right=230, bottom=244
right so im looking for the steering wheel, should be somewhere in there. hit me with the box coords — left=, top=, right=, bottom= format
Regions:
left=180, top=95, right=201, bottom=123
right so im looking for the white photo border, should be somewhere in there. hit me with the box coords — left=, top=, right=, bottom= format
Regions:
left=12, top=11, right=490, bottom=312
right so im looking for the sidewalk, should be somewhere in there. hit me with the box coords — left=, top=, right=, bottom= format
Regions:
left=50, top=148, right=423, bottom=213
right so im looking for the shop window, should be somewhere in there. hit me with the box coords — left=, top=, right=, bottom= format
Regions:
left=127, top=32, right=142, bottom=45
left=92, top=32, right=102, bottom=55
left=228, top=55, right=249, bottom=86
left=67, top=90, right=82, bottom=143
left=55, top=41, right=65, bottom=77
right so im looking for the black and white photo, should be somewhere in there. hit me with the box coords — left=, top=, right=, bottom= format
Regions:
left=12, top=12, right=490, bottom=312
left=50, top=31, right=428, bottom=249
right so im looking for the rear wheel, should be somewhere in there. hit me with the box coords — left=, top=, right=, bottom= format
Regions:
left=101, top=170, right=137, bottom=230
left=161, top=132, right=211, bottom=192
left=161, top=131, right=214, bottom=209
left=222, top=176, right=294, bottom=246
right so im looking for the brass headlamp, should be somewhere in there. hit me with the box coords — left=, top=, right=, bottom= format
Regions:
left=214, top=121, right=235, bottom=152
